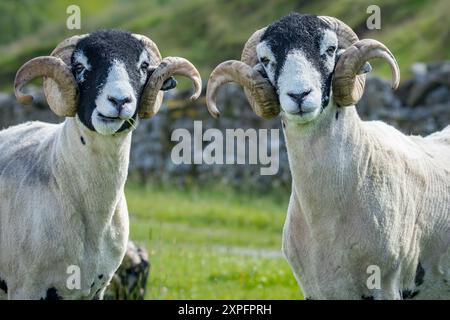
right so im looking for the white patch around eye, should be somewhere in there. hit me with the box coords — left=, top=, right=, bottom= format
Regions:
left=72, top=50, right=91, bottom=83
left=137, top=50, right=150, bottom=85
left=320, top=29, right=338, bottom=72
left=256, top=41, right=276, bottom=85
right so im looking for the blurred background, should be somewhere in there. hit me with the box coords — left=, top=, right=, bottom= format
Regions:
left=0, top=0, right=449, bottom=299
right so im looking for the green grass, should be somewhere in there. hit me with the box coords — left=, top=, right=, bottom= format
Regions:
left=0, top=0, right=449, bottom=90
left=125, top=183, right=302, bottom=299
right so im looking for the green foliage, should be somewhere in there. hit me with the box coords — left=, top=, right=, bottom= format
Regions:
left=0, top=0, right=449, bottom=90
left=125, top=183, right=301, bottom=299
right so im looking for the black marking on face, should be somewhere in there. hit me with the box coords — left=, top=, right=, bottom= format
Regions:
left=415, top=262, right=425, bottom=286
left=361, top=295, right=374, bottom=300
left=321, top=72, right=333, bottom=107
left=98, top=274, right=104, bottom=279
left=80, top=136, right=86, bottom=145
left=261, top=13, right=337, bottom=109
left=0, top=278, right=7, bottom=294
left=43, top=287, right=62, bottom=300
left=72, top=30, right=149, bottom=133
left=335, top=111, right=339, bottom=120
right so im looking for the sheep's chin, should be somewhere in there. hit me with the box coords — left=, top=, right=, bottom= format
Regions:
left=281, top=107, right=321, bottom=124
left=91, top=109, right=126, bottom=135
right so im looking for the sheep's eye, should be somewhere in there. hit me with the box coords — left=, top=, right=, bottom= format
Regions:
left=140, top=61, right=149, bottom=71
left=326, top=46, right=336, bottom=56
left=260, top=57, right=270, bottom=66
left=73, top=63, right=85, bottom=75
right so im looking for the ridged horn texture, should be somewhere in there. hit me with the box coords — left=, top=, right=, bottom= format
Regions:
left=319, top=16, right=400, bottom=106
left=138, top=55, right=202, bottom=118
left=135, top=34, right=202, bottom=118
left=15, top=35, right=85, bottom=117
left=206, top=60, right=279, bottom=119
left=132, top=34, right=162, bottom=63
left=132, top=34, right=163, bottom=118
left=206, top=27, right=280, bottom=119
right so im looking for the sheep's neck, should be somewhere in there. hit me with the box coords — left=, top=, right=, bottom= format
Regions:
left=282, top=105, right=365, bottom=225
left=53, top=117, right=131, bottom=229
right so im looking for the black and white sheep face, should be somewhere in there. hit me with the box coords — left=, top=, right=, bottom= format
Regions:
left=256, top=14, right=338, bottom=124
left=72, top=30, right=176, bottom=135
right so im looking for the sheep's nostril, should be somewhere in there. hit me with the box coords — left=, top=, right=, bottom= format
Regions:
left=287, top=90, right=312, bottom=106
left=107, top=95, right=132, bottom=111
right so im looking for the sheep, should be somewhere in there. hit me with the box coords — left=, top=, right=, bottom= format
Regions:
left=0, top=29, right=202, bottom=300
left=206, top=13, right=450, bottom=300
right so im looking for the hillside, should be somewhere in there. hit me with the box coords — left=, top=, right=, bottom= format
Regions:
left=0, top=0, right=449, bottom=90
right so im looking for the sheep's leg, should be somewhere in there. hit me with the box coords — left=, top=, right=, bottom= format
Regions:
left=282, top=188, right=320, bottom=298
left=93, top=286, right=107, bottom=300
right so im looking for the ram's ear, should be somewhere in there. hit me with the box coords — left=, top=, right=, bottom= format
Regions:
left=253, top=63, right=269, bottom=79
left=161, top=76, right=177, bottom=91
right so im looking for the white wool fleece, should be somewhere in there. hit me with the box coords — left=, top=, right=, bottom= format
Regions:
left=0, top=117, right=130, bottom=299
left=281, top=105, right=450, bottom=300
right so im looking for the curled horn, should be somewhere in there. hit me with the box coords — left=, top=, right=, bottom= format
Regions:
left=206, top=28, right=280, bottom=119
left=319, top=16, right=400, bottom=106
left=15, top=35, right=86, bottom=117
left=135, top=34, right=202, bottom=119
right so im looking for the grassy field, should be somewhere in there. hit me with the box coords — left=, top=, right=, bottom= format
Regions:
left=125, top=183, right=302, bottom=300
left=0, top=0, right=449, bottom=90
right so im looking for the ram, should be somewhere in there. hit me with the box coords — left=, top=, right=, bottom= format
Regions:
left=0, top=30, right=202, bottom=300
left=207, top=13, right=450, bottom=299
